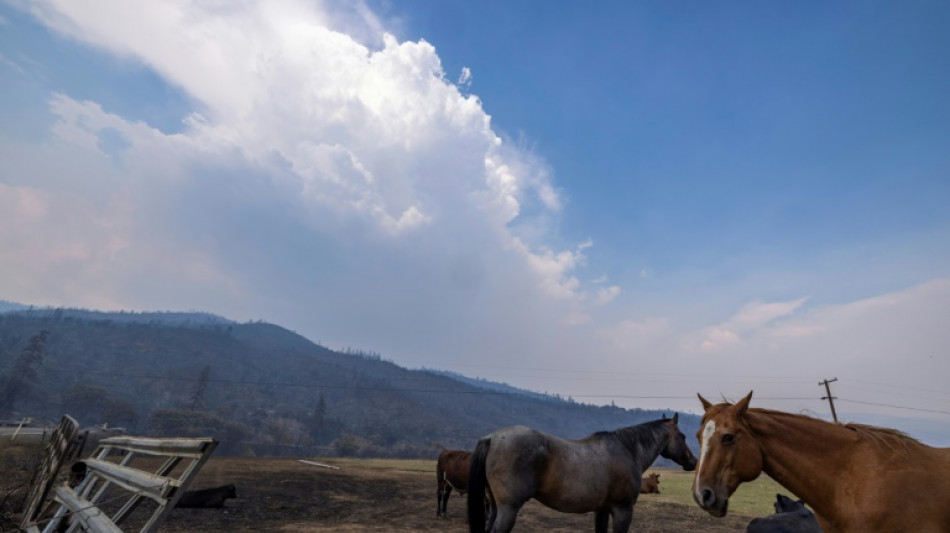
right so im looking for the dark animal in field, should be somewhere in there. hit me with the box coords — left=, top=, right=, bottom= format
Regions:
left=467, top=414, right=697, bottom=533
left=437, top=449, right=473, bottom=518
left=639, top=472, right=660, bottom=494
left=746, top=494, right=823, bottom=533
left=772, top=494, right=802, bottom=513
left=693, top=391, right=950, bottom=533
left=175, top=484, right=237, bottom=508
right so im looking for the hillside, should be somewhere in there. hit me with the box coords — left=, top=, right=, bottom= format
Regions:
left=0, top=306, right=700, bottom=458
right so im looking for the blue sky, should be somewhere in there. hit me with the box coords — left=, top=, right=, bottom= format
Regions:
left=393, top=1, right=950, bottom=303
left=1, top=1, right=949, bottom=442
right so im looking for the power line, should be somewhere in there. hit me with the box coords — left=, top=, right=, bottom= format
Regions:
left=40, top=368, right=950, bottom=417
left=844, top=378, right=950, bottom=397
left=837, top=398, right=950, bottom=416
left=571, top=394, right=818, bottom=402
left=838, top=381, right=950, bottom=405
left=419, top=361, right=824, bottom=381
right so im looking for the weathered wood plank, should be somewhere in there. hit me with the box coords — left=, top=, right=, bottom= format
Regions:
left=80, top=458, right=177, bottom=501
left=97, top=437, right=215, bottom=458
left=53, top=485, right=124, bottom=533
left=20, top=415, right=80, bottom=530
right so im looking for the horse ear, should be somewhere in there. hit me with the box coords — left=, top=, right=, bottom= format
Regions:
left=670, top=412, right=679, bottom=425
left=734, top=391, right=754, bottom=416
left=698, top=394, right=713, bottom=411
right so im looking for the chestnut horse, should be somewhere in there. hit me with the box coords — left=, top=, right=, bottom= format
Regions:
left=437, top=449, right=473, bottom=518
left=693, top=391, right=950, bottom=533
left=468, top=415, right=697, bottom=533
left=639, top=473, right=660, bottom=494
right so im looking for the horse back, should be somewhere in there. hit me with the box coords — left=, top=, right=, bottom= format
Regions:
left=487, top=426, right=638, bottom=512
left=818, top=445, right=950, bottom=532
left=438, top=449, right=473, bottom=491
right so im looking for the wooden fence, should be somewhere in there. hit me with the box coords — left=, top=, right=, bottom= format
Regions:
left=20, top=416, right=217, bottom=533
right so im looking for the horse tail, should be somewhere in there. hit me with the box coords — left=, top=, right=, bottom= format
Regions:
left=467, top=437, right=490, bottom=533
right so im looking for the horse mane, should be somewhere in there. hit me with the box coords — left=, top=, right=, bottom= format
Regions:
left=598, top=419, right=668, bottom=455
left=746, top=406, right=924, bottom=453
left=843, top=422, right=923, bottom=453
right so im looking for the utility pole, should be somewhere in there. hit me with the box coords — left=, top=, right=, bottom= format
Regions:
left=819, top=377, right=839, bottom=423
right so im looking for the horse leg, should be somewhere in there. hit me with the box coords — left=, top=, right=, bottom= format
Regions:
left=485, top=485, right=496, bottom=531
left=610, top=503, right=634, bottom=533
left=489, top=503, right=522, bottom=533
left=435, top=478, right=452, bottom=518
left=444, top=485, right=452, bottom=517
left=594, top=509, right=610, bottom=533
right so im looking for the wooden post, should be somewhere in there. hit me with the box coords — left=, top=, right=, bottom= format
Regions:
left=819, top=378, right=839, bottom=423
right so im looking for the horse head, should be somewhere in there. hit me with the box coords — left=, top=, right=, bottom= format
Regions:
left=774, top=493, right=804, bottom=513
left=692, top=391, right=764, bottom=518
left=659, top=413, right=698, bottom=471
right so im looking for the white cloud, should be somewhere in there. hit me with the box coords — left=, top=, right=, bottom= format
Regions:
left=729, top=298, right=809, bottom=330
left=597, top=317, right=673, bottom=350
left=0, top=52, right=25, bottom=74
left=458, top=66, right=472, bottom=88
left=596, top=285, right=621, bottom=305
left=700, top=327, right=741, bottom=352
left=688, top=280, right=950, bottom=404
left=697, top=296, right=808, bottom=352
left=5, top=1, right=949, bottom=439
left=1, top=0, right=613, bottom=364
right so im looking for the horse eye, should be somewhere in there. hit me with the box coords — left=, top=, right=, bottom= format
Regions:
left=721, top=434, right=735, bottom=445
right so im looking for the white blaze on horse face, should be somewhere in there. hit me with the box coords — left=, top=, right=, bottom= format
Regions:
left=697, top=420, right=717, bottom=479
left=693, top=419, right=717, bottom=504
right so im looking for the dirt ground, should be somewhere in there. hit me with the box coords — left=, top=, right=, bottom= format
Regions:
left=163, top=457, right=753, bottom=532
left=4, top=453, right=755, bottom=532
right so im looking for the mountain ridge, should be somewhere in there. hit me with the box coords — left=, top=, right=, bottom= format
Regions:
left=0, top=303, right=698, bottom=459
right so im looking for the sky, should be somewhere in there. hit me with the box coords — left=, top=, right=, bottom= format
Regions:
left=1, top=1, right=949, bottom=442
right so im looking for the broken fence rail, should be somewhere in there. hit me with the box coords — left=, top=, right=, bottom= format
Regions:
left=21, top=416, right=218, bottom=533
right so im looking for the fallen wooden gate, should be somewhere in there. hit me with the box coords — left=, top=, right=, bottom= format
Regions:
left=21, top=416, right=218, bottom=533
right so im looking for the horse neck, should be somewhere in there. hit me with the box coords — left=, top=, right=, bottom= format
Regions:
left=615, top=423, right=668, bottom=471
left=745, top=409, right=855, bottom=517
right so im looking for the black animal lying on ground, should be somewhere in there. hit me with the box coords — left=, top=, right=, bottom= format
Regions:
left=174, top=484, right=238, bottom=508
left=746, top=493, right=823, bottom=533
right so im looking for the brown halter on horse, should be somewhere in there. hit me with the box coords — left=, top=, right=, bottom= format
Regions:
left=692, top=391, right=950, bottom=533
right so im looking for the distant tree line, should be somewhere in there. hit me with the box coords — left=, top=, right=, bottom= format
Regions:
left=0, top=311, right=697, bottom=459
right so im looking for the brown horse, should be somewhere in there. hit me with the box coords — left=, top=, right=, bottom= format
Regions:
left=437, top=449, right=473, bottom=518
left=639, top=473, right=660, bottom=494
left=468, top=415, right=697, bottom=533
left=692, top=391, right=950, bottom=533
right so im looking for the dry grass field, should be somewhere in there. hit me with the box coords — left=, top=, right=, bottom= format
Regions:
left=2, top=449, right=791, bottom=532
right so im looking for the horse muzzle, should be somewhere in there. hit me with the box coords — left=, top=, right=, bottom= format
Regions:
left=681, top=457, right=697, bottom=471
left=693, top=485, right=729, bottom=517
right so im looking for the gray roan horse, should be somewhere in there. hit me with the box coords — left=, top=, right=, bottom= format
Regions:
left=467, top=415, right=697, bottom=533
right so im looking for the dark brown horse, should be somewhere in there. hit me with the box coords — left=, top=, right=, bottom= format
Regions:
left=468, top=415, right=697, bottom=533
left=437, top=449, right=473, bottom=518
left=693, top=391, right=950, bottom=533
